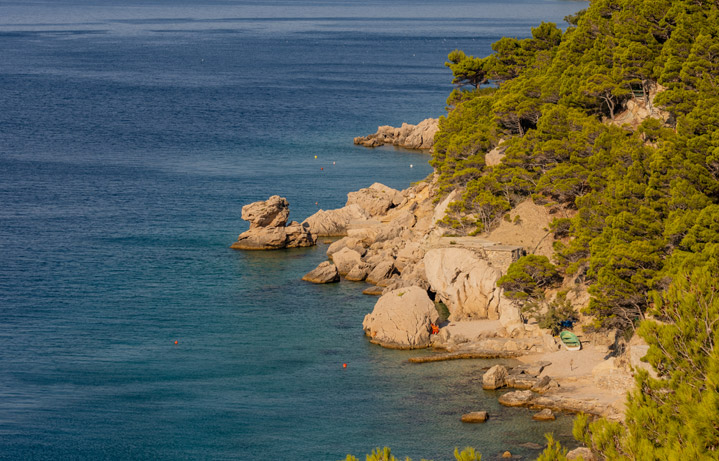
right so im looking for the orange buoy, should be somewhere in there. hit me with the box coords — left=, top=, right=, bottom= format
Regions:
left=343, top=363, right=347, bottom=368
left=174, top=340, right=178, bottom=345
left=321, top=167, right=324, bottom=170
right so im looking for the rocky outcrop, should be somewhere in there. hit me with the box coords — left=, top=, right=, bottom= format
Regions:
left=423, top=248, right=503, bottom=320
left=482, top=364, right=509, bottom=390
left=346, top=183, right=404, bottom=217
left=302, top=204, right=370, bottom=237
left=302, top=261, right=340, bottom=284
left=231, top=196, right=316, bottom=250
left=362, top=286, right=439, bottom=349
left=331, top=247, right=363, bottom=275
left=354, top=118, right=439, bottom=151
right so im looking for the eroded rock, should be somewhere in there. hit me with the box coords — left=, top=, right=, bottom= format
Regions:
left=302, top=261, right=340, bottom=284
left=302, top=204, right=370, bottom=236
left=362, top=286, right=439, bottom=348
left=482, top=364, right=509, bottom=390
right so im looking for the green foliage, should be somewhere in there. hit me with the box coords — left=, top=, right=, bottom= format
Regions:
left=536, top=434, right=568, bottom=461
left=536, top=292, right=578, bottom=336
left=497, top=255, right=560, bottom=306
left=433, top=0, right=719, bottom=333
left=453, top=447, right=481, bottom=461
left=571, top=263, right=719, bottom=459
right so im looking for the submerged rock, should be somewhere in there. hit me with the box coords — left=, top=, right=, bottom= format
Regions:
left=362, top=286, right=439, bottom=349
left=532, top=408, right=556, bottom=421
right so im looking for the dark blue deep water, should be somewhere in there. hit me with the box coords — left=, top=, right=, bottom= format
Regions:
left=0, top=1, right=587, bottom=459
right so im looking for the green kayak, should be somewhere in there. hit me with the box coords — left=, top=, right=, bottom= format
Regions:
left=559, top=330, right=581, bottom=351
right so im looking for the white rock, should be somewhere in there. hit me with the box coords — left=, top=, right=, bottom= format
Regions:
left=423, top=248, right=502, bottom=320
left=362, top=286, right=439, bottom=348
left=331, top=247, right=363, bottom=275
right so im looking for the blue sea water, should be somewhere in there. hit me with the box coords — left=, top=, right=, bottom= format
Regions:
left=0, top=1, right=587, bottom=459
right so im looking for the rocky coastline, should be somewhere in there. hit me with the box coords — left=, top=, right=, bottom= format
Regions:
left=353, top=118, right=439, bottom=151
left=229, top=127, right=650, bottom=450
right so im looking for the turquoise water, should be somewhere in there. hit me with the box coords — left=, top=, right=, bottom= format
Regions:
left=0, top=1, right=586, bottom=459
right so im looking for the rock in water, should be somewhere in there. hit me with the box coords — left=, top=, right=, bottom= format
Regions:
left=482, top=364, right=509, bottom=390
left=362, top=286, right=439, bottom=349
left=302, top=261, right=340, bottom=284
left=498, top=390, right=535, bottom=407
left=532, top=408, right=556, bottom=421
left=231, top=196, right=316, bottom=250
left=461, top=411, right=489, bottom=423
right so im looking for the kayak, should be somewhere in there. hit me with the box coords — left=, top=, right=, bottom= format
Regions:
left=559, top=330, right=581, bottom=351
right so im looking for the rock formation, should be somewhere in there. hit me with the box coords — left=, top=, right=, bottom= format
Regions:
left=353, top=118, right=439, bottom=150
left=302, top=204, right=370, bottom=236
left=423, top=248, right=503, bottom=320
left=302, top=261, right=340, bottom=284
left=231, top=195, right=316, bottom=250
left=362, top=286, right=439, bottom=349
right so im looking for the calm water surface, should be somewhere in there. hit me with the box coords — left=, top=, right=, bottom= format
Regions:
left=0, top=1, right=586, bottom=459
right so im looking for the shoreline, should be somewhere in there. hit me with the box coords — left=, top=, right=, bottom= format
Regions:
left=231, top=124, right=638, bottom=447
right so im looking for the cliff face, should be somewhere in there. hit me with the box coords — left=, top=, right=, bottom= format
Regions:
left=354, top=118, right=438, bottom=151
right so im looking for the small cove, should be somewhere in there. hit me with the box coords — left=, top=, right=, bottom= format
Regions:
left=0, top=1, right=587, bottom=458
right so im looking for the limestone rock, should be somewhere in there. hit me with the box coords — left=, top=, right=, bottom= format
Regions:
left=302, top=204, right=370, bottom=236
left=461, top=411, right=488, bottom=423
left=505, top=374, right=539, bottom=390
left=366, top=260, right=396, bottom=285
left=424, top=248, right=503, bottom=320
left=531, top=375, right=560, bottom=393
left=353, top=118, right=439, bottom=150
left=362, top=286, right=439, bottom=348
left=326, top=236, right=366, bottom=258
left=362, top=285, right=384, bottom=296
left=346, top=183, right=403, bottom=217
left=482, top=364, right=509, bottom=390
left=345, top=263, right=371, bottom=282
left=242, top=195, right=289, bottom=229
left=498, top=390, right=535, bottom=407
left=302, top=261, right=340, bottom=284
left=532, top=409, right=555, bottom=421
left=331, top=247, right=363, bottom=275
left=232, top=196, right=316, bottom=250
left=567, top=447, right=595, bottom=460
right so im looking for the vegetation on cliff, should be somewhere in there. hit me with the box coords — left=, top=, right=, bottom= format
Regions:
left=435, top=0, right=719, bottom=334
left=434, top=0, right=719, bottom=458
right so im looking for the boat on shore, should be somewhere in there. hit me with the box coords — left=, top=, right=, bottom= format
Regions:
left=559, top=330, right=581, bottom=351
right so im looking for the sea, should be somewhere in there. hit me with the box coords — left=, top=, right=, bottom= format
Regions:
left=0, top=1, right=587, bottom=459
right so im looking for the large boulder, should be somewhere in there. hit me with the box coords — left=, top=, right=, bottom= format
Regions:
left=346, top=183, right=403, bottom=217
left=424, top=248, right=503, bottom=320
left=482, top=365, right=509, bottom=390
left=366, top=260, right=396, bottom=285
left=231, top=196, right=316, bottom=250
left=302, top=204, right=370, bottom=236
left=302, top=261, right=340, bottom=284
left=331, top=247, right=363, bottom=275
left=362, top=286, right=439, bottom=349
left=242, top=195, right=289, bottom=229
left=326, top=236, right=366, bottom=258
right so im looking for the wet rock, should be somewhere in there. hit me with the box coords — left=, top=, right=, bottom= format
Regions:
left=302, top=261, right=340, bottom=284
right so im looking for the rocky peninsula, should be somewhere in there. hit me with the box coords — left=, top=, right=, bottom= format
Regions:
left=230, top=169, right=648, bottom=423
